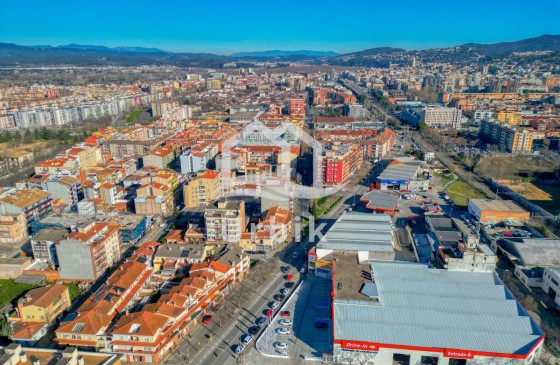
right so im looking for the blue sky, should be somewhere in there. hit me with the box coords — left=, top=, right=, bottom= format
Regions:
left=1, top=0, right=559, bottom=54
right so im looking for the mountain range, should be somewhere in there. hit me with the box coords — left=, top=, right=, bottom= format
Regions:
left=1, top=34, right=559, bottom=67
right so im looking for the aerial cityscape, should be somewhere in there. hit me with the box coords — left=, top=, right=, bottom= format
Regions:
left=1, top=1, right=560, bottom=365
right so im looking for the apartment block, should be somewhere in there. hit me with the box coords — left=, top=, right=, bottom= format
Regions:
left=322, top=144, right=363, bottom=186
left=56, top=221, right=121, bottom=281
left=183, top=170, right=221, bottom=208
left=0, top=189, right=53, bottom=224
left=0, top=213, right=28, bottom=245
left=45, top=176, right=83, bottom=207
left=205, top=199, right=246, bottom=243
left=240, top=206, right=292, bottom=252
left=142, top=146, right=175, bottom=169
left=420, top=106, right=462, bottom=129
left=31, top=227, right=68, bottom=265
left=479, top=119, right=534, bottom=152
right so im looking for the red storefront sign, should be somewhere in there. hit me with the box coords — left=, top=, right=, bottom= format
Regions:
left=444, top=349, right=474, bottom=359
left=341, top=340, right=378, bottom=352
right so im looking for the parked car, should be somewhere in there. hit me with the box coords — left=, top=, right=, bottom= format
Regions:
left=234, top=344, right=245, bottom=354
left=274, top=342, right=288, bottom=350
left=202, top=315, right=213, bottom=324
left=265, top=309, right=273, bottom=317
left=256, top=317, right=267, bottom=326
left=274, top=294, right=285, bottom=301
left=270, top=301, right=280, bottom=309
left=248, top=326, right=260, bottom=335
left=241, top=334, right=254, bottom=345
left=285, top=274, right=293, bottom=281
left=280, top=288, right=290, bottom=295
left=280, top=311, right=291, bottom=317
left=276, top=327, right=291, bottom=335
left=278, top=319, right=293, bottom=326
left=285, top=282, right=294, bottom=288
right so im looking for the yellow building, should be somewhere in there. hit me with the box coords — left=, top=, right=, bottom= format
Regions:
left=496, top=111, right=521, bottom=125
left=0, top=213, right=28, bottom=245
left=479, top=120, right=534, bottom=152
left=183, top=170, right=221, bottom=208
left=9, top=284, right=71, bottom=324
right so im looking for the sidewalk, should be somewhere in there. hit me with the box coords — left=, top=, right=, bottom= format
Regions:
left=162, top=256, right=283, bottom=365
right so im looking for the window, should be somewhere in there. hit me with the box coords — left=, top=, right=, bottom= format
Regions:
left=448, top=359, right=467, bottom=365
left=393, top=353, right=410, bottom=365
left=421, top=356, right=439, bottom=365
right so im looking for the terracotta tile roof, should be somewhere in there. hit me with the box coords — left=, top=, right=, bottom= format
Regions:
left=20, top=284, right=68, bottom=309
left=112, top=311, right=169, bottom=337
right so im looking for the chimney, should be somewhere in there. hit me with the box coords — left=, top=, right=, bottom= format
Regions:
left=20, top=352, right=27, bottom=362
left=78, top=356, right=84, bottom=365
left=32, top=359, right=41, bottom=365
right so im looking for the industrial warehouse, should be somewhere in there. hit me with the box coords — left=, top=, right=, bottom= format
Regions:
left=307, top=213, right=395, bottom=278
left=374, top=159, right=429, bottom=191
left=331, top=261, right=545, bottom=365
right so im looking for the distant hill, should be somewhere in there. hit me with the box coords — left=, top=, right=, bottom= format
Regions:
left=2, top=34, right=560, bottom=67
left=335, top=46, right=405, bottom=58
left=0, top=42, right=225, bottom=67
left=231, top=50, right=338, bottom=58
left=461, top=34, right=560, bottom=54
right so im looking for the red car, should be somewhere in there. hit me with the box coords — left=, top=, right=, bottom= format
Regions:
left=265, top=309, right=273, bottom=317
left=202, top=315, right=213, bottom=324
left=285, top=274, right=293, bottom=281
left=280, top=311, right=291, bottom=317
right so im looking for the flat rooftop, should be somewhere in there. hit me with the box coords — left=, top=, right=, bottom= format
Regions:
left=317, top=212, right=394, bottom=252
left=332, top=252, right=373, bottom=301
left=377, top=163, right=420, bottom=182
left=334, top=262, right=544, bottom=356
left=360, top=191, right=400, bottom=211
left=470, top=199, right=527, bottom=213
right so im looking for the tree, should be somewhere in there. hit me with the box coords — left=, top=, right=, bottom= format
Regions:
left=417, top=121, right=427, bottom=133
left=22, top=129, right=34, bottom=144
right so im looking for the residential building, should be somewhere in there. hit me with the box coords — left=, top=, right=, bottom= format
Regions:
left=0, top=189, right=53, bottom=224
left=45, top=176, right=83, bottom=207
left=55, top=257, right=152, bottom=350
left=240, top=206, right=292, bottom=252
left=344, top=103, right=367, bottom=118
left=205, top=79, right=221, bottom=90
left=56, top=221, right=121, bottom=281
left=205, top=199, right=246, bottom=243
left=31, top=227, right=68, bottom=265
left=421, top=106, right=462, bottom=129
left=143, top=146, right=175, bottom=169
left=479, top=120, right=534, bottom=152
left=0, top=344, right=124, bottom=365
left=151, top=101, right=179, bottom=118
left=322, top=144, right=363, bottom=186
left=9, top=284, right=70, bottom=324
left=0, top=213, right=28, bottom=245
left=183, top=170, right=221, bottom=208
left=289, top=97, right=305, bottom=115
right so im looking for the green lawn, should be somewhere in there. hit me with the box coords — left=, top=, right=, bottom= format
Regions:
left=444, top=180, right=486, bottom=208
left=0, top=279, right=37, bottom=307
left=63, top=283, right=81, bottom=301
left=433, top=172, right=455, bottom=185
left=124, top=108, right=145, bottom=124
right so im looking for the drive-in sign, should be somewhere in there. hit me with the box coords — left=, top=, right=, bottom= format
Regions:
left=444, top=349, right=474, bottom=359
left=341, top=340, right=378, bottom=352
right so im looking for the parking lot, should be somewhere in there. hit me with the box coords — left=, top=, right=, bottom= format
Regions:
left=256, top=276, right=332, bottom=360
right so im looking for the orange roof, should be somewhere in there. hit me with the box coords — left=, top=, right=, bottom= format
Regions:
left=19, top=284, right=68, bottom=309
left=112, top=311, right=169, bottom=336
left=201, top=169, right=220, bottom=179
